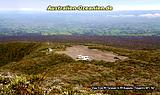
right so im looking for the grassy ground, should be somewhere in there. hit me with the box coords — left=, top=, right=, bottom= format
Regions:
left=0, top=42, right=160, bottom=95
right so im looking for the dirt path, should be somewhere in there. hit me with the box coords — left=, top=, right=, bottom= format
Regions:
left=57, top=45, right=127, bottom=62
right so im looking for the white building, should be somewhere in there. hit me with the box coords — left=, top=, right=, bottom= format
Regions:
left=77, top=55, right=90, bottom=61
left=48, top=48, right=53, bottom=52
left=46, top=48, right=53, bottom=54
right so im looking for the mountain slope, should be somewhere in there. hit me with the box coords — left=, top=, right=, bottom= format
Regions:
left=0, top=42, right=160, bottom=94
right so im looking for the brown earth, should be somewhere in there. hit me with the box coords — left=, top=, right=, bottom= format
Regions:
left=57, top=45, right=127, bottom=62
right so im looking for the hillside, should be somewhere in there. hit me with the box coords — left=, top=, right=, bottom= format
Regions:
left=0, top=42, right=160, bottom=95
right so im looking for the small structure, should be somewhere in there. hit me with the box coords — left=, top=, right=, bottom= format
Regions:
left=47, top=42, right=50, bottom=45
left=77, top=55, right=90, bottom=61
left=48, top=48, right=53, bottom=52
left=46, top=48, right=53, bottom=54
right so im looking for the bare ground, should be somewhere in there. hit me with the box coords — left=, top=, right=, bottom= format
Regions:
left=57, top=45, right=127, bottom=62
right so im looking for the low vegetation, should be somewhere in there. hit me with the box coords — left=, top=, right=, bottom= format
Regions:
left=0, top=42, right=160, bottom=95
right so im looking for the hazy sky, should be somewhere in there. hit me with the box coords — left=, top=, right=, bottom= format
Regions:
left=0, top=0, right=160, bottom=11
